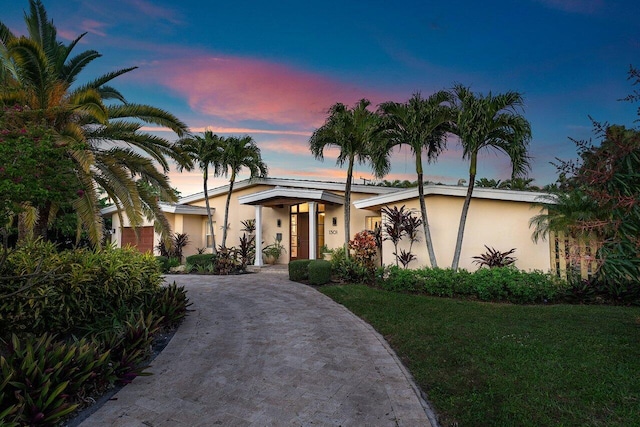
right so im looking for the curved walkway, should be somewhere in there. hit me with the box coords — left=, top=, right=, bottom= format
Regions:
left=81, top=272, right=436, bottom=427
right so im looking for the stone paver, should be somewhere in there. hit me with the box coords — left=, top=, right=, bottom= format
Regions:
left=80, top=272, right=437, bottom=426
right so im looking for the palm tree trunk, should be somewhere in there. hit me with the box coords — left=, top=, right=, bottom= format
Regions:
left=452, top=154, right=477, bottom=270
left=203, top=169, right=217, bottom=254
left=416, top=156, right=438, bottom=268
left=222, top=172, right=235, bottom=248
left=344, top=157, right=354, bottom=259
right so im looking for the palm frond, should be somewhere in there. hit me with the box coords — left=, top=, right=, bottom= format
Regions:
left=61, top=49, right=101, bottom=85
left=107, top=103, right=189, bottom=137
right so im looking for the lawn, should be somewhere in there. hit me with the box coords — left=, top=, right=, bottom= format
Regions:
left=320, top=285, right=640, bottom=427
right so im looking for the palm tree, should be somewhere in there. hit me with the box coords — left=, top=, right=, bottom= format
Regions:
left=218, top=135, right=268, bottom=248
left=177, top=130, right=224, bottom=253
left=310, top=99, right=386, bottom=256
left=0, top=0, right=191, bottom=245
left=449, top=84, right=532, bottom=270
left=529, top=189, right=602, bottom=243
left=377, top=91, right=453, bottom=268
left=475, top=178, right=502, bottom=188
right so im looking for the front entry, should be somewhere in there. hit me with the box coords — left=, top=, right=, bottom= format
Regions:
left=291, top=213, right=309, bottom=260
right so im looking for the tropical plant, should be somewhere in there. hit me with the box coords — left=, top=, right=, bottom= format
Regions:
left=217, top=136, right=267, bottom=248
left=472, top=245, right=517, bottom=268
left=348, top=230, right=378, bottom=268
left=500, top=177, right=539, bottom=190
left=0, top=0, right=191, bottom=245
left=310, top=99, right=386, bottom=257
left=238, top=233, right=255, bottom=267
left=377, top=91, right=453, bottom=268
left=535, top=124, right=640, bottom=284
left=176, top=131, right=224, bottom=253
left=475, top=178, right=502, bottom=188
left=449, top=84, right=532, bottom=270
left=381, top=205, right=422, bottom=268
left=263, top=236, right=285, bottom=263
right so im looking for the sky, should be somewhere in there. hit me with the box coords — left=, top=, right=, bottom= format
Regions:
left=4, top=0, right=640, bottom=195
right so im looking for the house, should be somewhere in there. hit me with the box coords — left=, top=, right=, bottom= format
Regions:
left=101, top=177, right=554, bottom=272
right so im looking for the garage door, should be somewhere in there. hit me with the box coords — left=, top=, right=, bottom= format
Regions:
left=121, top=226, right=155, bottom=253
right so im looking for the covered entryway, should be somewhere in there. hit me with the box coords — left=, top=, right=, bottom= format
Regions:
left=238, top=187, right=343, bottom=265
left=290, top=202, right=326, bottom=261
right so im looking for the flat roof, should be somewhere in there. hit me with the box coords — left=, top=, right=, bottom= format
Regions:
left=354, top=185, right=551, bottom=210
left=238, top=187, right=344, bottom=206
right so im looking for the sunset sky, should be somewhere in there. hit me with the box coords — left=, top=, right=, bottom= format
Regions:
left=5, top=0, right=639, bottom=195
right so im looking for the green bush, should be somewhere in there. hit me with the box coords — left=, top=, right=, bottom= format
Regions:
left=185, top=253, right=215, bottom=268
left=308, top=260, right=332, bottom=286
left=382, top=266, right=567, bottom=304
left=0, top=240, right=192, bottom=425
left=155, top=256, right=170, bottom=272
left=289, top=259, right=312, bottom=281
left=0, top=241, right=163, bottom=337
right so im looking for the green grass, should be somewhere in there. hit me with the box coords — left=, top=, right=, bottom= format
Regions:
left=320, top=285, right=640, bottom=427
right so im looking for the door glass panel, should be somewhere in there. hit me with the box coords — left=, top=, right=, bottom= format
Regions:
left=290, top=213, right=298, bottom=258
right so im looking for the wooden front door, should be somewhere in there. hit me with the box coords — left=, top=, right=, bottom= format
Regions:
left=291, top=213, right=309, bottom=260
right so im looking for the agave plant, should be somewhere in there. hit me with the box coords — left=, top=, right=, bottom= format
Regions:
left=472, top=246, right=517, bottom=268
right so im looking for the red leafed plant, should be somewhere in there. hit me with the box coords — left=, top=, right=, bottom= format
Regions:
left=472, top=246, right=517, bottom=268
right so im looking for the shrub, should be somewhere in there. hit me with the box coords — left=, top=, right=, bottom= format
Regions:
left=308, top=260, right=332, bottom=286
left=381, top=265, right=567, bottom=304
left=0, top=242, right=162, bottom=337
left=155, top=256, right=170, bottom=272
left=289, top=259, right=312, bottom=281
left=185, top=253, right=215, bottom=269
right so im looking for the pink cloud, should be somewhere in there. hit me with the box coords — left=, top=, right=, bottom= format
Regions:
left=534, top=0, right=604, bottom=14
left=188, top=126, right=311, bottom=136
left=123, top=0, right=182, bottom=24
left=268, top=166, right=351, bottom=182
left=260, top=139, right=340, bottom=158
left=150, top=55, right=396, bottom=129
left=80, top=19, right=108, bottom=37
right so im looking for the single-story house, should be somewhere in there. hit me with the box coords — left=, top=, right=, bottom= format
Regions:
left=101, top=177, right=563, bottom=272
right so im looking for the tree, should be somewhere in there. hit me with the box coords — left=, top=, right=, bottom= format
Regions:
left=310, top=99, right=386, bottom=256
left=0, top=0, right=191, bottom=245
left=377, top=91, right=453, bottom=268
left=218, top=135, right=267, bottom=248
left=449, top=84, right=531, bottom=270
left=538, top=124, right=640, bottom=283
left=177, top=131, right=224, bottom=253
left=475, top=178, right=503, bottom=188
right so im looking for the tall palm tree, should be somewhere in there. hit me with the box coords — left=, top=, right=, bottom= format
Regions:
left=0, top=0, right=191, bottom=245
left=310, top=99, right=386, bottom=255
left=177, top=130, right=224, bottom=253
left=218, top=135, right=268, bottom=248
left=377, top=91, right=453, bottom=268
left=449, top=84, right=532, bottom=270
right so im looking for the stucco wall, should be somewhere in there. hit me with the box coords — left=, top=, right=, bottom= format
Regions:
left=382, top=196, right=550, bottom=272
left=192, top=185, right=290, bottom=262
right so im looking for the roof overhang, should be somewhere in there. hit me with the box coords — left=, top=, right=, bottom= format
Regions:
left=354, top=185, right=553, bottom=210
left=100, top=203, right=210, bottom=217
left=238, top=187, right=344, bottom=207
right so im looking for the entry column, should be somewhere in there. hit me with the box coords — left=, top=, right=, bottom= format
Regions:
left=254, top=205, right=264, bottom=266
left=309, top=201, right=316, bottom=260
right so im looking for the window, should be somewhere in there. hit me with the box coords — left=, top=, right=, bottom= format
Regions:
left=365, top=216, right=381, bottom=231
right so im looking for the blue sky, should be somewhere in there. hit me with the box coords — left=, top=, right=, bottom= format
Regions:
left=5, top=0, right=639, bottom=195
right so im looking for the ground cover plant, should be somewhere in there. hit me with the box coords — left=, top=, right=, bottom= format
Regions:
left=0, top=240, right=190, bottom=426
left=321, top=284, right=640, bottom=426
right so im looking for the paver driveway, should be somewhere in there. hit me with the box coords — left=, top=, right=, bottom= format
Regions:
left=80, top=272, right=436, bottom=426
